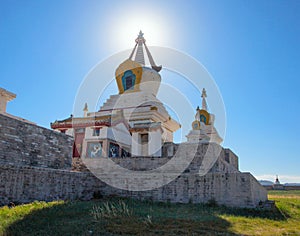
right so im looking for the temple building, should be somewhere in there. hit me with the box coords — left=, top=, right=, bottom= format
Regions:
left=51, top=31, right=221, bottom=158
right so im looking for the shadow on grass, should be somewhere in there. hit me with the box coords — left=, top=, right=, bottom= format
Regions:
left=211, top=204, right=289, bottom=221
left=2, top=197, right=288, bottom=236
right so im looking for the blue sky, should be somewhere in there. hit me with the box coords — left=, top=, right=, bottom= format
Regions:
left=1, top=0, right=299, bottom=182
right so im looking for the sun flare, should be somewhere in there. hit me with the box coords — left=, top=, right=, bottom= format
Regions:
left=106, top=8, right=172, bottom=51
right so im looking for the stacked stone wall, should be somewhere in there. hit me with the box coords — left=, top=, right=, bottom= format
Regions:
left=0, top=114, right=73, bottom=169
left=97, top=172, right=268, bottom=207
left=76, top=143, right=239, bottom=174
left=0, top=165, right=99, bottom=205
left=0, top=164, right=267, bottom=208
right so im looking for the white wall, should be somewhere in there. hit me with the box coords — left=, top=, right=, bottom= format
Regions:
left=149, top=130, right=162, bottom=157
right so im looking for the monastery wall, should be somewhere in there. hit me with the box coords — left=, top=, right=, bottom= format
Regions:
left=0, top=114, right=73, bottom=170
left=0, top=113, right=267, bottom=208
left=0, top=164, right=267, bottom=208
left=73, top=142, right=239, bottom=174
left=109, top=146, right=239, bottom=174
left=99, top=172, right=267, bottom=207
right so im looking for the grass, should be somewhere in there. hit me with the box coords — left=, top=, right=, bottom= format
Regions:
left=0, top=190, right=299, bottom=236
left=220, top=190, right=300, bottom=235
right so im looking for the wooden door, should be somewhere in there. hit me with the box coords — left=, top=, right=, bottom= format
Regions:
left=73, top=129, right=85, bottom=157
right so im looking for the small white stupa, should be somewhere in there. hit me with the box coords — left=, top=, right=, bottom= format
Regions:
left=186, top=88, right=222, bottom=144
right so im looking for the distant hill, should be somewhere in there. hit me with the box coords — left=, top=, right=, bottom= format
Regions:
left=284, top=183, right=300, bottom=186
left=259, top=180, right=300, bottom=186
left=259, top=180, right=274, bottom=186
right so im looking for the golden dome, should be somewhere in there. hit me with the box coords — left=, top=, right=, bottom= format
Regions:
left=192, top=120, right=201, bottom=130
left=115, top=59, right=143, bottom=94
left=199, top=109, right=210, bottom=125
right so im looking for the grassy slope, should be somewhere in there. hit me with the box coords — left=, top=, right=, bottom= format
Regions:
left=0, top=191, right=299, bottom=236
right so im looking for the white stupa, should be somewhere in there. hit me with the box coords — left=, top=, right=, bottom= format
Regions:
left=186, top=88, right=222, bottom=144
left=51, top=31, right=180, bottom=157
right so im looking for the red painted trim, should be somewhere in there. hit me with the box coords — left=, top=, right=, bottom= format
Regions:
left=51, top=121, right=111, bottom=129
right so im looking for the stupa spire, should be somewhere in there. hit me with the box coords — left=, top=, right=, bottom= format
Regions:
left=134, top=30, right=146, bottom=65
left=83, top=102, right=88, bottom=117
left=275, top=175, right=280, bottom=184
left=201, top=88, right=208, bottom=111
left=129, top=31, right=162, bottom=72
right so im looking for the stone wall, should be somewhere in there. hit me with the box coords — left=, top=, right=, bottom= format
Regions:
left=0, top=164, right=267, bottom=208
left=110, top=143, right=239, bottom=174
left=99, top=172, right=267, bottom=207
left=224, top=148, right=238, bottom=170
left=0, top=114, right=73, bottom=169
left=74, top=142, right=239, bottom=174
left=0, top=165, right=99, bottom=205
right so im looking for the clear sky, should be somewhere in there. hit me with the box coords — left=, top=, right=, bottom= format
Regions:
left=1, top=0, right=299, bottom=183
